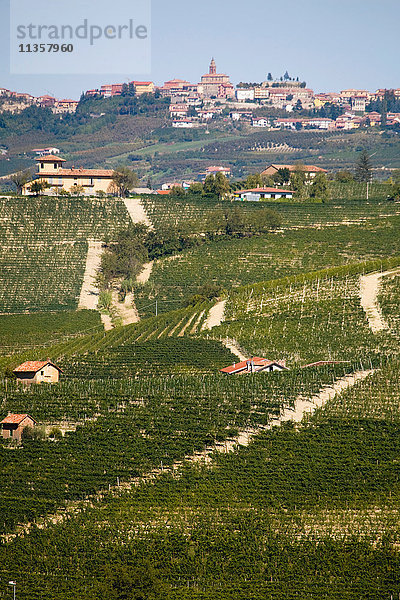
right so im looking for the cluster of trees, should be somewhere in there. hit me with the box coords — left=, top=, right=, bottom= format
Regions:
left=388, top=169, right=400, bottom=200
left=0, top=104, right=117, bottom=139
left=98, top=207, right=282, bottom=293
left=232, top=165, right=330, bottom=202
left=78, top=92, right=170, bottom=117
left=170, top=167, right=330, bottom=202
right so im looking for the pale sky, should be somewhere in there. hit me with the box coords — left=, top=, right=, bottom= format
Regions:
left=0, top=0, right=399, bottom=99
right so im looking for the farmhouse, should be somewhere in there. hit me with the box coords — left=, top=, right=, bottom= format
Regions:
left=22, top=155, right=114, bottom=196
left=0, top=414, right=36, bottom=441
left=234, top=187, right=294, bottom=201
left=13, top=361, right=62, bottom=385
left=261, top=163, right=327, bottom=180
left=220, top=358, right=288, bottom=375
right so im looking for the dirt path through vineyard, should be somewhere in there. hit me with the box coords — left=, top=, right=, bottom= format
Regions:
left=202, top=300, right=226, bottom=330
left=123, top=197, right=153, bottom=228
left=137, top=261, right=153, bottom=284
left=360, top=268, right=400, bottom=333
left=78, top=240, right=103, bottom=311
left=223, top=338, right=247, bottom=361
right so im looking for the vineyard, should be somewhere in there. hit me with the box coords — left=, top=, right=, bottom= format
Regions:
left=0, top=197, right=130, bottom=313
left=0, top=310, right=102, bottom=354
left=0, top=359, right=354, bottom=533
left=135, top=215, right=400, bottom=315
left=1, top=192, right=400, bottom=599
left=141, top=194, right=400, bottom=233
left=1, top=358, right=400, bottom=598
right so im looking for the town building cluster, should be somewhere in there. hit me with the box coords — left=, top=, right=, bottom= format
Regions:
left=80, top=60, right=400, bottom=131
left=2, top=58, right=400, bottom=130
left=0, top=88, right=78, bottom=114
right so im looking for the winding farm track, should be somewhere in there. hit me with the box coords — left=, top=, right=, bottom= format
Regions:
left=1, top=368, right=373, bottom=543
left=123, top=197, right=153, bottom=229
left=137, top=261, right=154, bottom=284
left=223, top=338, right=247, bottom=361
left=77, top=240, right=103, bottom=311
left=202, top=300, right=226, bottom=330
left=116, top=197, right=154, bottom=324
left=112, top=289, right=140, bottom=326
left=360, top=268, right=400, bottom=333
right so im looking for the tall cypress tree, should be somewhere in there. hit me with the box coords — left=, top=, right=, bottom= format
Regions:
left=355, top=150, right=372, bottom=182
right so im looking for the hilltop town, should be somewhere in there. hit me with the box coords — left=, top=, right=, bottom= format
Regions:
left=1, top=58, right=400, bottom=130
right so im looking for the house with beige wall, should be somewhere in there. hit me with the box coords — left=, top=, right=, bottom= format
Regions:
left=22, top=155, right=115, bottom=196
left=13, top=361, right=62, bottom=385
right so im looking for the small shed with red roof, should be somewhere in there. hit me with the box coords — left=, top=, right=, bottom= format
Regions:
left=1, top=414, right=36, bottom=441
left=220, top=357, right=288, bottom=375
left=13, top=361, right=62, bottom=385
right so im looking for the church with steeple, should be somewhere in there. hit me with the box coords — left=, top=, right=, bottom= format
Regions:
left=198, top=58, right=235, bottom=99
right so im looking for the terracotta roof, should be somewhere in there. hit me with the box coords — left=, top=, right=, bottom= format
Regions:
left=157, top=189, right=172, bottom=195
left=235, top=187, right=293, bottom=194
left=56, top=168, right=113, bottom=177
left=36, top=155, right=66, bottom=162
left=265, top=164, right=327, bottom=173
left=13, top=361, right=62, bottom=373
left=1, top=413, right=36, bottom=425
left=206, top=166, right=231, bottom=172
left=220, top=357, right=287, bottom=374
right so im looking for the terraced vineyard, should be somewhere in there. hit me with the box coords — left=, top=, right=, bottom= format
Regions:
left=135, top=216, right=400, bottom=315
left=0, top=197, right=130, bottom=313
left=141, top=194, right=400, bottom=233
left=0, top=310, right=102, bottom=354
left=207, top=258, right=400, bottom=365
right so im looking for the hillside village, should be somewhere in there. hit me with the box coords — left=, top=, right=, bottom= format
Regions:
left=1, top=58, right=400, bottom=131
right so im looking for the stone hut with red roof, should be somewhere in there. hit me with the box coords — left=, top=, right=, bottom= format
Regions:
left=0, top=414, right=37, bottom=441
left=13, top=361, right=62, bottom=385
left=220, top=357, right=288, bottom=375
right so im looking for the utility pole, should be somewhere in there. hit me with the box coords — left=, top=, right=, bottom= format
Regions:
left=9, top=581, right=16, bottom=600
left=155, top=300, right=158, bottom=317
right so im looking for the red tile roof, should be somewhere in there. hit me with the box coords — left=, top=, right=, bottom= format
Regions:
left=13, top=361, right=62, bottom=373
left=36, top=155, right=66, bottom=162
left=266, top=164, right=327, bottom=173
left=0, top=413, right=36, bottom=425
left=220, top=357, right=287, bottom=374
left=57, top=168, right=113, bottom=177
